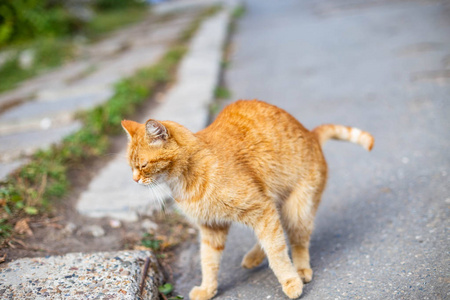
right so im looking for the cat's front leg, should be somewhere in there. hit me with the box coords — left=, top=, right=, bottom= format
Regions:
left=190, top=223, right=230, bottom=300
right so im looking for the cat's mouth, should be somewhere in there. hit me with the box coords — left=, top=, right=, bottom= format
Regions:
left=137, top=178, right=153, bottom=186
left=138, top=174, right=166, bottom=186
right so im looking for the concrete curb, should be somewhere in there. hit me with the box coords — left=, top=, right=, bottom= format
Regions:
left=0, top=250, right=163, bottom=300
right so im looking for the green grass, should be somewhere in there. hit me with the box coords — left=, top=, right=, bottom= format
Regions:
left=141, top=233, right=162, bottom=251
left=86, top=7, right=149, bottom=38
left=232, top=4, right=247, bottom=19
left=0, top=6, right=221, bottom=245
left=0, top=219, right=12, bottom=239
left=0, top=6, right=149, bottom=93
left=214, top=86, right=231, bottom=99
left=0, top=39, right=75, bottom=92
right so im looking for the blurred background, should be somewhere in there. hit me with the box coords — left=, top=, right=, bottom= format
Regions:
left=0, top=0, right=449, bottom=299
left=0, top=0, right=154, bottom=93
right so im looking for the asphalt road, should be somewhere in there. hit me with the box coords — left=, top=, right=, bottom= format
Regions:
left=175, top=0, right=450, bottom=299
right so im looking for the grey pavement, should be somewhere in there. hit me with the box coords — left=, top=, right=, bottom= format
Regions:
left=0, top=250, right=163, bottom=299
left=174, top=0, right=450, bottom=299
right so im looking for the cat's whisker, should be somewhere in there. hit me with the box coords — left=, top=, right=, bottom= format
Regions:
left=155, top=184, right=169, bottom=214
left=146, top=183, right=161, bottom=212
left=147, top=182, right=167, bottom=213
left=154, top=182, right=174, bottom=215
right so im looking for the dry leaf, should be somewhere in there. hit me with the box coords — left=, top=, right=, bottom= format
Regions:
left=0, top=199, right=6, bottom=206
left=14, top=218, right=33, bottom=236
left=0, top=254, right=6, bottom=264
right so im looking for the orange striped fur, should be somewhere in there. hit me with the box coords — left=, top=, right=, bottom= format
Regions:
left=312, top=124, right=374, bottom=151
left=122, top=100, right=374, bottom=300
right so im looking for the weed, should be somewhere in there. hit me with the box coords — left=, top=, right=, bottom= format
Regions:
left=141, top=233, right=162, bottom=251
left=232, top=4, right=247, bottom=19
left=214, top=86, right=231, bottom=99
left=0, top=220, right=12, bottom=239
left=158, top=283, right=174, bottom=295
left=86, top=7, right=149, bottom=38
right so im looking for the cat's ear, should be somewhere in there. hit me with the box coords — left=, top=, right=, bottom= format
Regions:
left=121, top=120, right=141, bottom=140
left=145, top=119, right=168, bottom=143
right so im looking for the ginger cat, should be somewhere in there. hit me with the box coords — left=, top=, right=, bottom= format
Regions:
left=122, top=100, right=374, bottom=299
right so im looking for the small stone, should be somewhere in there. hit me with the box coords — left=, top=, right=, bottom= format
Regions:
left=62, top=223, right=77, bottom=236
left=109, top=219, right=121, bottom=228
left=19, top=49, right=35, bottom=69
left=141, top=219, right=158, bottom=232
left=79, top=225, right=105, bottom=237
left=187, top=228, right=197, bottom=235
left=40, top=118, right=52, bottom=130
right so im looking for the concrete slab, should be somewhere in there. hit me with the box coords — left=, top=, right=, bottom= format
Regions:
left=0, top=61, right=92, bottom=112
left=0, top=250, right=163, bottom=300
left=0, top=92, right=110, bottom=136
left=0, top=160, right=28, bottom=181
left=0, top=122, right=82, bottom=162
left=76, top=149, right=171, bottom=222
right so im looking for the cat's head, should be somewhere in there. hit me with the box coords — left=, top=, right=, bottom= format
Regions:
left=121, top=119, right=193, bottom=185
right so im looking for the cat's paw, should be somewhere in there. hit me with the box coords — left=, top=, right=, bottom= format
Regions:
left=297, top=268, right=313, bottom=283
left=241, top=251, right=265, bottom=269
left=189, top=286, right=217, bottom=300
left=281, top=276, right=303, bottom=299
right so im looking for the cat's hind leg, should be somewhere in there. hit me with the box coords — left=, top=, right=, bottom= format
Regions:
left=251, top=204, right=303, bottom=299
left=241, top=243, right=266, bottom=269
left=281, top=182, right=324, bottom=284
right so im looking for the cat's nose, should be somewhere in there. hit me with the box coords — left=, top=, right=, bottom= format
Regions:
left=132, top=170, right=140, bottom=182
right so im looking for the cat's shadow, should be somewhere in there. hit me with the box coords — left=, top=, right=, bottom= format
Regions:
left=211, top=186, right=392, bottom=299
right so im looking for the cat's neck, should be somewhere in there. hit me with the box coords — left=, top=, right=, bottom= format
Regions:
left=166, top=137, right=218, bottom=202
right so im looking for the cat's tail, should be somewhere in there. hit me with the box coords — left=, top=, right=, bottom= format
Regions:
left=312, top=124, right=374, bottom=151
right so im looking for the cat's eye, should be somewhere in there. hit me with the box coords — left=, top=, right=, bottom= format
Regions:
left=139, top=162, right=148, bottom=169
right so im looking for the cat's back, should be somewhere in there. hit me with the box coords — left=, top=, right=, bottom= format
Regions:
left=198, top=100, right=318, bottom=160
left=203, top=99, right=310, bottom=142
left=196, top=100, right=324, bottom=198
left=216, top=100, right=297, bottom=126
